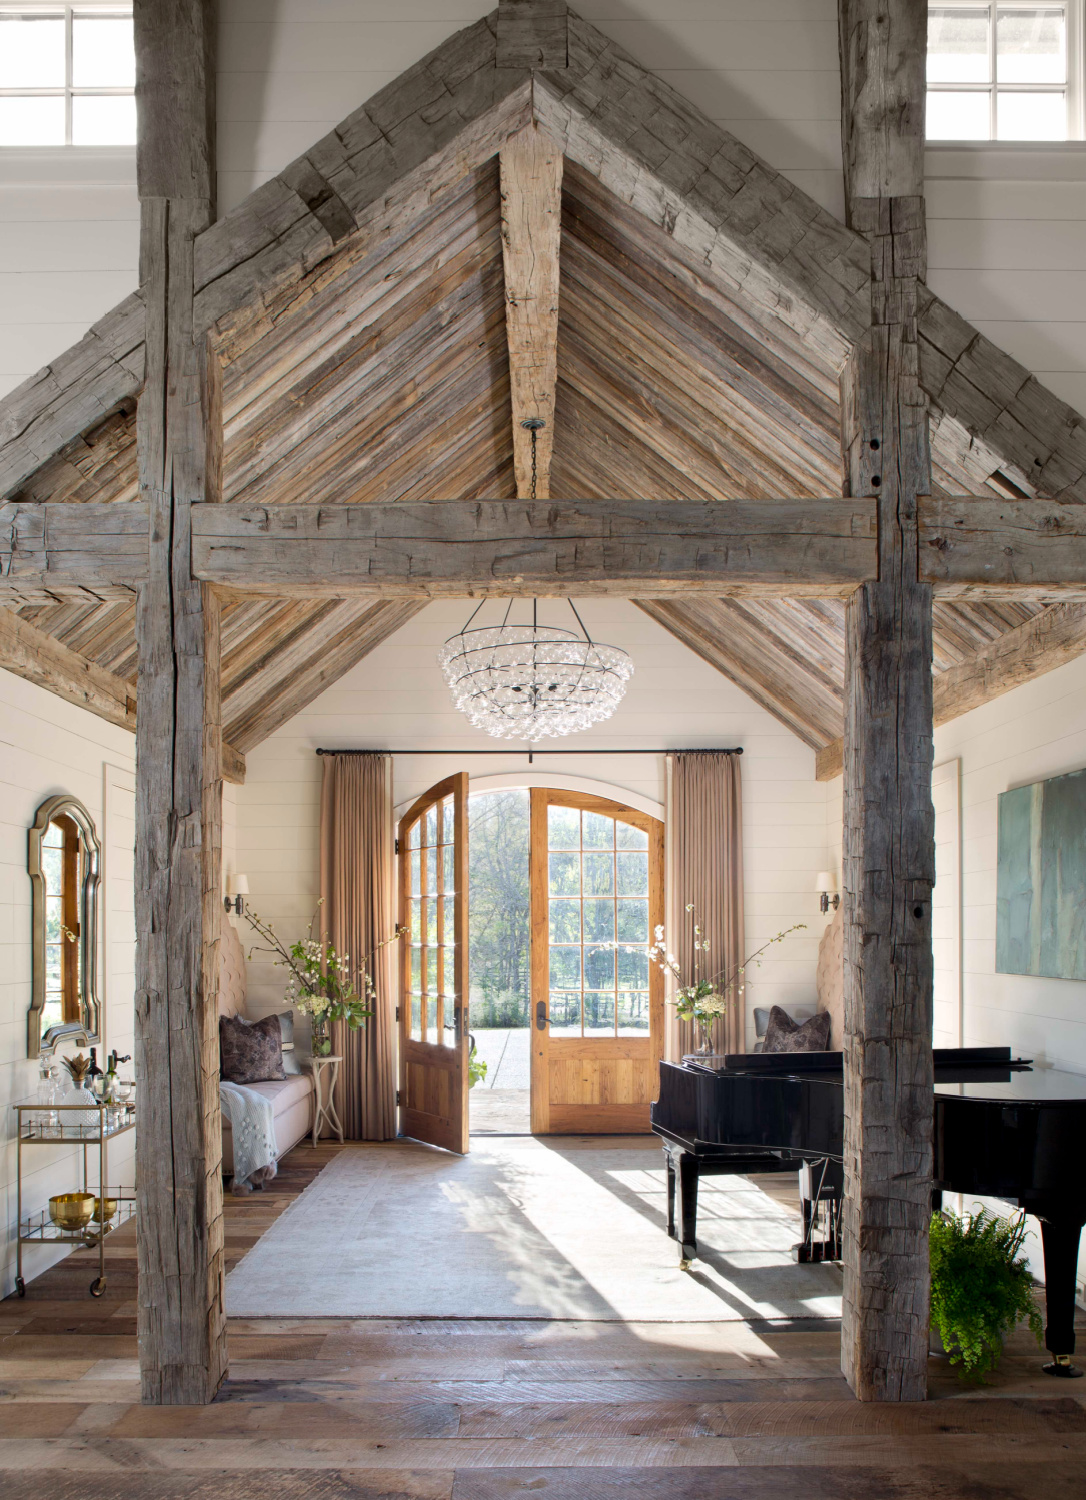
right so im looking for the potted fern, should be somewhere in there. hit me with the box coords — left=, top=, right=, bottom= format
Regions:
left=929, top=1207, right=1043, bottom=1380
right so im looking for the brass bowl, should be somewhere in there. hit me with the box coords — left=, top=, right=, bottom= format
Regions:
left=93, top=1196, right=118, bottom=1223
left=49, top=1193, right=95, bottom=1232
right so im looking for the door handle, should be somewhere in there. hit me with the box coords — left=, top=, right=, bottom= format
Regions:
left=536, top=1001, right=548, bottom=1031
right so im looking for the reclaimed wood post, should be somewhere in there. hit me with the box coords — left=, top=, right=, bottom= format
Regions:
left=133, top=0, right=227, bottom=1404
left=838, top=0, right=935, bottom=1400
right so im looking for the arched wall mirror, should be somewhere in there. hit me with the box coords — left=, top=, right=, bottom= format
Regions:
left=28, top=794, right=101, bottom=1057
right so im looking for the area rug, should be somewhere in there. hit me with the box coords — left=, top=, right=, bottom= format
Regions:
left=225, top=1138, right=842, bottom=1322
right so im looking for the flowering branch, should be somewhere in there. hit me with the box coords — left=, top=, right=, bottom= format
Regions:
left=240, top=900, right=404, bottom=1043
left=647, top=905, right=807, bottom=1033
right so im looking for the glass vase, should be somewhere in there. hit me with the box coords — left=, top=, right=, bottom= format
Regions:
left=311, top=1016, right=332, bottom=1057
left=61, top=1084, right=100, bottom=1131
left=693, top=1020, right=716, bottom=1056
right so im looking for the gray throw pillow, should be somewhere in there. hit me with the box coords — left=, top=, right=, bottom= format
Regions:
left=220, top=1012, right=285, bottom=1084
left=762, top=1005, right=831, bottom=1054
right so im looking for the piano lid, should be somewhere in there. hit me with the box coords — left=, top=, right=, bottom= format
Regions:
left=935, top=1066, right=1086, bottom=1104
left=702, top=1046, right=1033, bottom=1083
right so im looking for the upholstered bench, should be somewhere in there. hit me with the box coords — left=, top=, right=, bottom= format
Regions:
left=218, top=919, right=316, bottom=1179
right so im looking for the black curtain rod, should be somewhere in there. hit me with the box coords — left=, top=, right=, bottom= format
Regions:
left=316, top=747, right=743, bottom=756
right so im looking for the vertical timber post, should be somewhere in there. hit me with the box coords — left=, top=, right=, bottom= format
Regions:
left=133, top=0, right=227, bottom=1404
left=838, top=0, right=935, bottom=1400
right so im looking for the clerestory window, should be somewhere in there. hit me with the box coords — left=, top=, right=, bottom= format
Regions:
left=0, top=3, right=135, bottom=146
left=927, top=2, right=1084, bottom=139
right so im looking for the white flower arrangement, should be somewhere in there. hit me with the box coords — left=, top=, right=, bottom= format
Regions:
left=242, top=900, right=404, bottom=1055
left=648, top=905, right=807, bottom=1049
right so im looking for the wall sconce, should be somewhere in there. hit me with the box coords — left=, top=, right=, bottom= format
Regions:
left=815, top=871, right=840, bottom=915
left=224, top=873, right=249, bottom=917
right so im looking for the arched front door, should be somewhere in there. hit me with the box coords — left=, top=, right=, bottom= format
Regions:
left=398, top=773, right=469, bottom=1154
left=529, top=788, right=664, bottom=1134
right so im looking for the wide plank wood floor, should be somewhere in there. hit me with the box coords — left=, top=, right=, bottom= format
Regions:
left=2, top=1141, right=1083, bottom=1498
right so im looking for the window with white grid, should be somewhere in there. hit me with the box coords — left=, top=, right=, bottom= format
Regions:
left=927, top=2, right=1083, bottom=139
left=0, top=4, right=135, bottom=146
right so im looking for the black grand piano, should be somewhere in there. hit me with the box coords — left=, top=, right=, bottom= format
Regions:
left=650, top=1047, right=1086, bottom=1376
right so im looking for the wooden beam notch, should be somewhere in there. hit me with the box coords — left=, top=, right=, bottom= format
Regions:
left=500, top=124, right=564, bottom=500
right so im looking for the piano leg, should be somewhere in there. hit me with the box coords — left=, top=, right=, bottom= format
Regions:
left=676, top=1150, right=699, bottom=1268
left=666, top=1152, right=677, bottom=1240
left=1038, top=1215, right=1085, bottom=1377
left=796, top=1159, right=843, bottom=1263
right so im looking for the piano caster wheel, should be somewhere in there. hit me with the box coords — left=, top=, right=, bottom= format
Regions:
left=1043, top=1355, right=1083, bottom=1378
left=679, top=1257, right=693, bottom=1271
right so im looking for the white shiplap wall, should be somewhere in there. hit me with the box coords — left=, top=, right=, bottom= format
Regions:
left=216, top=1, right=844, bottom=216
left=0, top=669, right=136, bottom=1298
left=235, top=599, right=835, bottom=1049
left=926, top=145, right=1086, bottom=414
left=0, top=156, right=139, bottom=402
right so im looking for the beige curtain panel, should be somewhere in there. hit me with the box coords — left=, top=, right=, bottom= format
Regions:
left=669, top=751, right=746, bottom=1057
left=319, top=752, right=397, bottom=1139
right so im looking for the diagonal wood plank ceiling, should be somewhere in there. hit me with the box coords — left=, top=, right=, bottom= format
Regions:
left=7, top=151, right=1057, bottom=766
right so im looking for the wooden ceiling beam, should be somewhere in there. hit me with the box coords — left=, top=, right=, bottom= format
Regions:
left=193, top=20, right=530, bottom=339
left=919, top=287, right=1086, bottom=504
left=535, top=20, right=870, bottom=355
left=500, top=124, right=563, bottom=500
left=817, top=600, right=1086, bottom=781
left=0, top=604, right=136, bottom=733
left=0, top=603, right=246, bottom=782
left=1, top=500, right=148, bottom=596
left=497, top=0, right=569, bottom=70
left=10, top=495, right=1086, bottom=599
left=0, top=296, right=145, bottom=502
left=12, top=495, right=1086, bottom=601
left=920, top=497, right=1086, bottom=597
left=189, top=498, right=877, bottom=598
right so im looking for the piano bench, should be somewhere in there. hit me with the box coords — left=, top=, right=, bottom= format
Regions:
left=660, top=1138, right=804, bottom=1266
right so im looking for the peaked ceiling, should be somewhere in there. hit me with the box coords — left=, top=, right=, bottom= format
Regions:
left=2, top=4, right=1084, bottom=774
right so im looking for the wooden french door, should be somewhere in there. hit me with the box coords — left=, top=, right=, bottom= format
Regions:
left=398, top=773, right=470, bottom=1154
left=530, top=789, right=664, bottom=1134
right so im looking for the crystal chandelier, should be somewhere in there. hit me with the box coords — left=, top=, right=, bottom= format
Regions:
left=439, top=599, right=634, bottom=740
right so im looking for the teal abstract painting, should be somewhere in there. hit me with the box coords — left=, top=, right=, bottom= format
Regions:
left=996, top=766, right=1086, bottom=981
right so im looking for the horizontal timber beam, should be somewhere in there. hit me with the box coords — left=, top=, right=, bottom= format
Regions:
left=190, top=500, right=878, bottom=597
left=919, top=497, right=1086, bottom=597
left=1, top=501, right=147, bottom=598
left=8, top=498, right=1086, bottom=603
left=815, top=600, right=1086, bottom=780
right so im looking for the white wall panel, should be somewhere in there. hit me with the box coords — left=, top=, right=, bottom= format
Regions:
left=0, top=671, right=136, bottom=1298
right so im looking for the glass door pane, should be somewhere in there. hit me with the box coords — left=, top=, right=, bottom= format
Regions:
left=543, top=805, right=656, bottom=1039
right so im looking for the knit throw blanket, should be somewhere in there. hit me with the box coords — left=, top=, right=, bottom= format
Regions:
left=220, top=1081, right=278, bottom=1192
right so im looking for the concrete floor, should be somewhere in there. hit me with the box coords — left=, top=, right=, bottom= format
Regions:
left=470, top=1027, right=530, bottom=1088
left=470, top=1028, right=530, bottom=1133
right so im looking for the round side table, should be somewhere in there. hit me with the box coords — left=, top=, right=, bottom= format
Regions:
left=305, top=1054, right=345, bottom=1146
